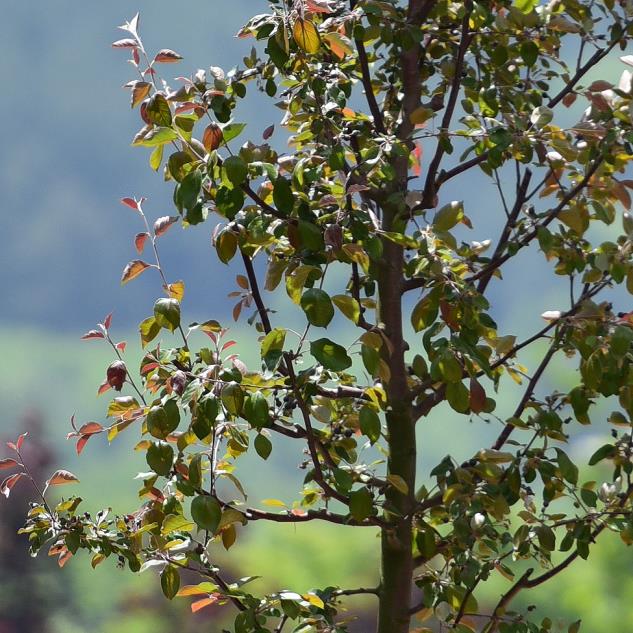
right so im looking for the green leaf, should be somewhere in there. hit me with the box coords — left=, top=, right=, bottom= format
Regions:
left=332, top=295, right=360, bottom=324
left=555, top=448, right=579, bottom=485
left=221, top=122, right=246, bottom=143
left=254, top=434, right=272, bottom=460
left=521, top=41, right=539, bottom=67
left=147, top=441, right=174, bottom=476
left=149, top=145, right=164, bottom=171
left=216, top=229, right=238, bottom=264
left=310, top=338, right=352, bottom=371
left=248, top=392, right=270, bottom=428
left=261, top=328, right=286, bottom=371
left=135, top=126, right=178, bottom=147
left=139, top=316, right=161, bottom=348
left=147, top=400, right=180, bottom=439
left=221, top=382, right=244, bottom=416
left=513, top=0, right=539, bottom=13
left=446, top=381, right=470, bottom=413
left=411, top=289, right=440, bottom=332
left=349, top=488, right=373, bottom=522
left=300, top=288, right=334, bottom=327
left=223, top=155, right=249, bottom=185
left=588, top=443, right=614, bottom=466
left=215, top=186, right=245, bottom=219
left=359, top=406, right=381, bottom=444
left=272, top=177, right=294, bottom=215
left=161, top=565, right=180, bottom=600
left=146, top=94, right=172, bottom=126
left=161, top=514, right=195, bottom=535
left=433, top=201, right=464, bottom=232
left=191, top=495, right=221, bottom=533
left=154, top=298, right=181, bottom=332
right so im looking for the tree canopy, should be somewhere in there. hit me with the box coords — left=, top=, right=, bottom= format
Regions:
left=4, top=1, right=633, bottom=632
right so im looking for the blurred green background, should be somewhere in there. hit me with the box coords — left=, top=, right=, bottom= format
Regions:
left=1, top=3, right=633, bottom=632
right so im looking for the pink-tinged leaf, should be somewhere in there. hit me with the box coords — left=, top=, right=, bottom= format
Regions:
left=107, top=360, right=127, bottom=391
left=191, top=596, right=219, bottom=613
left=154, top=49, right=183, bottom=63
left=154, top=216, right=178, bottom=237
left=16, top=433, right=27, bottom=451
left=58, top=549, right=73, bottom=568
left=0, top=458, right=19, bottom=471
left=175, top=102, right=197, bottom=114
left=79, top=422, right=103, bottom=435
left=116, top=341, right=127, bottom=353
left=135, top=232, right=149, bottom=254
left=133, top=48, right=140, bottom=66
left=112, top=38, right=138, bottom=49
left=98, top=380, right=111, bottom=396
left=121, top=260, right=152, bottom=285
left=141, top=362, right=159, bottom=374
left=81, top=329, right=105, bottom=340
left=222, top=340, right=237, bottom=352
left=6, top=442, right=16, bottom=451
left=291, top=508, right=308, bottom=517
left=45, top=470, right=80, bottom=488
left=103, top=312, right=113, bottom=330
left=1, top=473, right=24, bottom=498
left=76, top=435, right=91, bottom=455
left=121, top=197, right=139, bottom=210
left=263, top=124, right=274, bottom=140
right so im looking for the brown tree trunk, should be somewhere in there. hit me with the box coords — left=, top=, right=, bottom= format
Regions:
left=376, top=208, right=416, bottom=633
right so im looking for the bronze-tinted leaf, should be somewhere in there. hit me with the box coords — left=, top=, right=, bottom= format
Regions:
left=45, top=470, right=80, bottom=488
left=203, top=123, right=223, bottom=151
left=131, top=81, right=151, bottom=108
left=112, top=38, right=137, bottom=49
left=0, top=458, right=19, bottom=471
left=121, top=260, right=151, bottom=285
left=154, top=49, right=183, bottom=63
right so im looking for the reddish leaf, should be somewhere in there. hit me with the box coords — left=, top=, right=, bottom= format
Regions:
left=112, top=38, right=138, bottom=49
left=135, top=232, right=149, bottom=254
left=79, top=422, right=104, bottom=435
left=97, top=380, right=112, bottom=396
left=107, top=361, right=127, bottom=391
left=58, top=549, right=73, bottom=568
left=1, top=473, right=24, bottom=498
left=154, top=216, right=178, bottom=237
left=191, top=596, right=219, bottom=613
left=263, top=124, right=274, bottom=140
left=469, top=378, right=487, bottom=414
left=76, top=435, right=91, bottom=455
left=290, top=508, right=307, bottom=516
left=81, top=329, right=105, bottom=340
left=103, top=312, right=113, bottom=329
left=141, top=362, right=160, bottom=374
left=154, top=49, right=183, bottom=63
left=203, top=123, right=223, bottom=152
left=222, top=340, right=237, bottom=352
left=16, top=433, right=27, bottom=451
left=0, top=458, right=19, bottom=471
left=45, top=470, right=80, bottom=488
left=121, top=260, right=152, bottom=285
left=116, top=341, right=127, bottom=353
left=121, top=197, right=139, bottom=210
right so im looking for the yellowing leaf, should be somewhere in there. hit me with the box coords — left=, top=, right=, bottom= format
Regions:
left=302, top=593, right=325, bottom=609
left=176, top=582, right=218, bottom=597
left=121, top=260, right=152, bottom=285
left=165, top=280, right=185, bottom=301
left=261, top=498, right=286, bottom=507
left=387, top=474, right=409, bottom=494
left=293, top=18, right=321, bottom=54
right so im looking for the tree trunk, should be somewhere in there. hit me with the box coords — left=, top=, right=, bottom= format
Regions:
left=376, top=207, right=416, bottom=633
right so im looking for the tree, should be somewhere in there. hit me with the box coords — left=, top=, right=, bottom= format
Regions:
left=4, top=1, right=633, bottom=631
